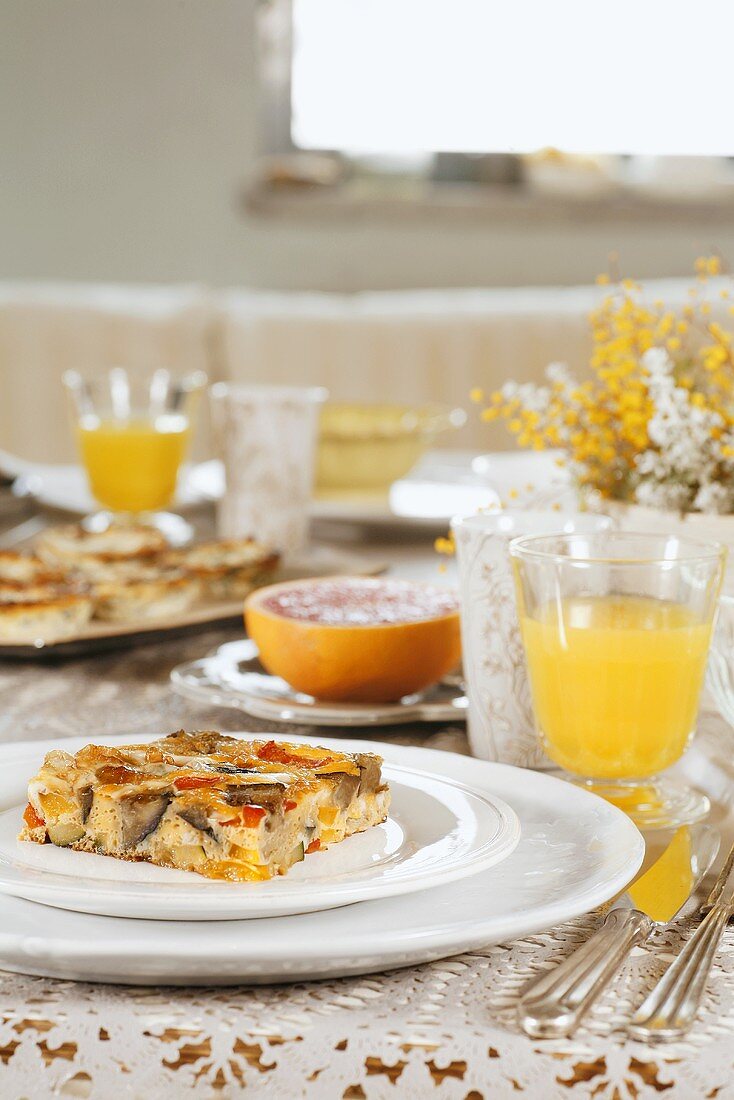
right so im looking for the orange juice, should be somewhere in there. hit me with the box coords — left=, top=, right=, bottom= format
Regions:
left=77, top=415, right=190, bottom=512
left=520, top=595, right=712, bottom=779
left=627, top=826, right=693, bottom=923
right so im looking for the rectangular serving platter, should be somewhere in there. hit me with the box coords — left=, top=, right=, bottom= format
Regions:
left=0, top=547, right=384, bottom=660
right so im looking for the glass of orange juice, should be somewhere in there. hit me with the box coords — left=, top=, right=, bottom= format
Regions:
left=63, top=368, right=206, bottom=538
left=510, top=531, right=725, bottom=827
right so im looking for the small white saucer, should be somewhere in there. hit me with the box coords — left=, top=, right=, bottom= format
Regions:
left=170, top=640, right=467, bottom=726
left=0, top=763, right=518, bottom=920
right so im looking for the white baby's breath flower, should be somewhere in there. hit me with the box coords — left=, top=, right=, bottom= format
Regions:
left=546, top=362, right=573, bottom=386
left=491, top=325, right=734, bottom=516
left=641, top=347, right=674, bottom=376
left=635, top=479, right=693, bottom=512
left=692, top=482, right=732, bottom=514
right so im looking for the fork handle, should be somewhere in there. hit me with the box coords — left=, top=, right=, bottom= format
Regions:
left=629, top=904, right=731, bottom=1042
left=517, top=908, right=653, bottom=1039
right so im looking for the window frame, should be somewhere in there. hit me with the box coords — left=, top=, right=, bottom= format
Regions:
left=258, top=0, right=297, bottom=158
left=252, top=0, right=734, bottom=220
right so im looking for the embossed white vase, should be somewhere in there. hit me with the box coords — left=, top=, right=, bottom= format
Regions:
left=451, top=511, right=612, bottom=768
left=210, top=383, right=327, bottom=557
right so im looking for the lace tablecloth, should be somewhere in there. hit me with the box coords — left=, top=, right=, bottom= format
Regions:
left=0, top=627, right=733, bottom=1100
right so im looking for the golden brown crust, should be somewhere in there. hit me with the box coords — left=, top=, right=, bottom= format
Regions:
left=36, top=523, right=168, bottom=569
left=0, top=552, right=68, bottom=586
left=163, top=540, right=280, bottom=600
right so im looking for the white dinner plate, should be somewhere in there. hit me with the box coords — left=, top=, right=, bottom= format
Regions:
left=8, top=453, right=472, bottom=531
left=1, top=455, right=217, bottom=515
left=4, top=449, right=576, bottom=531
left=189, top=453, right=495, bottom=532
left=0, top=735, right=643, bottom=984
left=4, top=453, right=449, bottom=530
left=170, top=639, right=468, bottom=726
left=0, top=755, right=518, bottom=921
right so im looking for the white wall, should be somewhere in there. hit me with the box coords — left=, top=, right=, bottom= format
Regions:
left=3, top=0, right=734, bottom=292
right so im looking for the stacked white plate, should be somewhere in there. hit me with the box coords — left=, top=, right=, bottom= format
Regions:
left=0, top=734, right=643, bottom=985
left=2, top=450, right=573, bottom=532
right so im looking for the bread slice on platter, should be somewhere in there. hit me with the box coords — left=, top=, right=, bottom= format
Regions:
left=164, top=538, right=280, bottom=601
left=20, top=731, right=390, bottom=881
left=2, top=527, right=281, bottom=636
left=0, top=581, right=93, bottom=641
left=36, top=523, right=168, bottom=577
left=89, top=562, right=201, bottom=622
left=0, top=551, right=68, bottom=586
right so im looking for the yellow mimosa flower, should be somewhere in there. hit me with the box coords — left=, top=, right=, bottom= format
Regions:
left=434, top=536, right=455, bottom=555
left=468, top=255, right=734, bottom=510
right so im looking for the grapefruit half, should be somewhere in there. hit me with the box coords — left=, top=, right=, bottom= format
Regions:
left=244, top=576, right=461, bottom=703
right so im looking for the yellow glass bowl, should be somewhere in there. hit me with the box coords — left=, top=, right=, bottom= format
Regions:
left=315, top=403, right=465, bottom=494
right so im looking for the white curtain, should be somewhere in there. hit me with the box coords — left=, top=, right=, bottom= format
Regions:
left=0, top=282, right=215, bottom=463
left=0, top=277, right=723, bottom=462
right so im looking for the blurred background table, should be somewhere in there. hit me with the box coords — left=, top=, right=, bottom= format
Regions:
left=0, top=499, right=733, bottom=1100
